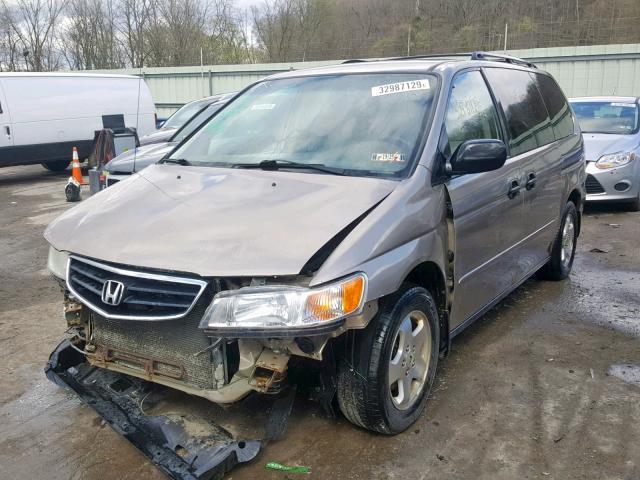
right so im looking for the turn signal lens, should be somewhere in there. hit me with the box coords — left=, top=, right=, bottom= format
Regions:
left=306, top=275, right=366, bottom=321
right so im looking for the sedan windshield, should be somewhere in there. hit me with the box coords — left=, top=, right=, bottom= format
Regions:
left=571, top=101, right=639, bottom=134
left=170, top=102, right=226, bottom=143
left=162, top=100, right=209, bottom=130
left=169, top=74, right=437, bottom=178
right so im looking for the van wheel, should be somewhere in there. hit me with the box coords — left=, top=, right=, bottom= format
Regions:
left=538, top=201, right=578, bottom=280
left=42, top=160, right=70, bottom=172
left=337, top=285, right=439, bottom=434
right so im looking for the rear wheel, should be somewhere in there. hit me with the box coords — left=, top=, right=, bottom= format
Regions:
left=538, top=201, right=578, bottom=280
left=337, top=286, right=439, bottom=434
left=42, top=160, right=70, bottom=172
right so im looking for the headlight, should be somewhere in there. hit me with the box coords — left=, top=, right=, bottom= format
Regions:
left=199, top=274, right=367, bottom=331
left=595, top=152, right=636, bottom=170
left=47, top=246, right=69, bottom=280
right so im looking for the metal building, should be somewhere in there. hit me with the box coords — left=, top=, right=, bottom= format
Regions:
left=97, top=43, right=640, bottom=117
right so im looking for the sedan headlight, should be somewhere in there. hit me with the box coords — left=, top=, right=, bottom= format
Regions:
left=595, top=152, right=636, bottom=170
left=47, top=246, right=69, bottom=280
left=199, top=274, right=367, bottom=331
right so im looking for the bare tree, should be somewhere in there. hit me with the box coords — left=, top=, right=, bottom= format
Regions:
left=118, top=0, right=152, bottom=68
left=65, top=0, right=123, bottom=69
left=1, top=0, right=67, bottom=71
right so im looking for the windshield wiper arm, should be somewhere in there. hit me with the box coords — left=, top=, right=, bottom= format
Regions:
left=231, top=159, right=346, bottom=176
left=159, top=158, right=192, bottom=166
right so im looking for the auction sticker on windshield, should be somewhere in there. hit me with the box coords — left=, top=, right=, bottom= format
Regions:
left=371, top=79, right=431, bottom=97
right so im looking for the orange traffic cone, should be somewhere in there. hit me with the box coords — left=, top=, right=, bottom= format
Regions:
left=70, top=147, right=85, bottom=185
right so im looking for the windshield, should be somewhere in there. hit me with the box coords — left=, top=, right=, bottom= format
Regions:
left=169, top=73, right=437, bottom=178
left=571, top=101, right=639, bottom=134
left=162, top=100, right=209, bottom=130
left=171, top=102, right=226, bottom=143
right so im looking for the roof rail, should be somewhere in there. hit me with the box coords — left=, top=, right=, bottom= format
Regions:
left=340, top=51, right=537, bottom=68
left=341, top=53, right=470, bottom=64
left=470, top=51, right=537, bottom=68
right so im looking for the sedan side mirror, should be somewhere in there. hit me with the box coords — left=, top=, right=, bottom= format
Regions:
left=448, top=139, right=507, bottom=175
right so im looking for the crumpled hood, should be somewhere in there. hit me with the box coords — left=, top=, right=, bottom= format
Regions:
left=45, top=165, right=396, bottom=277
left=105, top=142, right=176, bottom=173
left=582, top=133, right=640, bottom=161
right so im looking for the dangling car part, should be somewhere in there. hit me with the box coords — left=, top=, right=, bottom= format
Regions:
left=45, top=339, right=296, bottom=480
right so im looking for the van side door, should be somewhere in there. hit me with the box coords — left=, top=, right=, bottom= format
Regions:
left=0, top=80, right=13, bottom=155
left=483, top=68, right=563, bottom=272
left=442, top=70, right=525, bottom=331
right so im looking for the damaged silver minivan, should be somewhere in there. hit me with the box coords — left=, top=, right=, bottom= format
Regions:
left=45, top=53, right=585, bottom=436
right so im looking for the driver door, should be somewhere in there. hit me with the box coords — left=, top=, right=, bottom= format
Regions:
left=442, top=70, right=525, bottom=331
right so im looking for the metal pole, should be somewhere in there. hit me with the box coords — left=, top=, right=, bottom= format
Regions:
left=200, top=48, right=204, bottom=97
left=504, top=23, right=508, bottom=53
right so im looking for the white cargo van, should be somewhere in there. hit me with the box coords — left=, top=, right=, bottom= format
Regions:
left=0, top=72, right=156, bottom=171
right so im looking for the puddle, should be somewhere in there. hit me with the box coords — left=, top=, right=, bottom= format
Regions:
left=608, top=364, right=640, bottom=386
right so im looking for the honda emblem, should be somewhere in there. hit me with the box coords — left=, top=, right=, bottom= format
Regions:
left=101, top=280, right=125, bottom=306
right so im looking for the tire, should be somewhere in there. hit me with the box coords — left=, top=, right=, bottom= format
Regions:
left=626, top=194, right=640, bottom=212
left=337, top=285, right=440, bottom=434
left=538, top=201, right=578, bottom=280
left=42, top=160, right=71, bottom=172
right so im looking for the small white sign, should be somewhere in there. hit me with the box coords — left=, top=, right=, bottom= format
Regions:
left=372, top=79, right=431, bottom=97
left=251, top=103, right=276, bottom=110
left=610, top=103, right=635, bottom=108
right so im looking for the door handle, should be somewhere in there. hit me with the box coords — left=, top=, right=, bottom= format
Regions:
left=507, top=180, right=521, bottom=199
left=4, top=125, right=9, bottom=138
left=526, top=172, right=537, bottom=190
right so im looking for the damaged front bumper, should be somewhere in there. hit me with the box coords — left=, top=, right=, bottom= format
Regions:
left=45, top=339, right=263, bottom=480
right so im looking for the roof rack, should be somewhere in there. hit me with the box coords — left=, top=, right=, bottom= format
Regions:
left=341, top=53, right=469, bottom=64
left=470, top=51, right=537, bottom=68
left=341, top=51, right=536, bottom=68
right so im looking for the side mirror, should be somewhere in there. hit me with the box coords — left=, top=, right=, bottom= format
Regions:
left=449, top=139, right=507, bottom=175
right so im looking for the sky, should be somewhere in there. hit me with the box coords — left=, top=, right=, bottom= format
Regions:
left=234, top=0, right=264, bottom=10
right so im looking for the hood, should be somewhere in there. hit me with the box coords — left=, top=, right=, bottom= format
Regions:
left=582, top=133, right=640, bottom=161
left=105, top=142, right=176, bottom=173
left=139, top=128, right=176, bottom=146
left=45, top=165, right=396, bottom=277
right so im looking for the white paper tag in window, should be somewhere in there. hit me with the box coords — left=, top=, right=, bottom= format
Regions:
left=251, top=103, right=276, bottom=110
left=371, top=79, right=431, bottom=97
left=610, top=103, right=635, bottom=108
left=371, top=153, right=406, bottom=162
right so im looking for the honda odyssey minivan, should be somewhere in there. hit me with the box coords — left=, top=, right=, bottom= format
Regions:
left=45, top=53, right=585, bottom=438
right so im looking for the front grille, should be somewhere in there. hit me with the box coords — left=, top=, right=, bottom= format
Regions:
left=68, top=256, right=207, bottom=320
left=90, top=288, right=224, bottom=390
left=586, top=174, right=605, bottom=194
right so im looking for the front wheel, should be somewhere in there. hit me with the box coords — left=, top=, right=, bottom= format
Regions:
left=337, top=286, right=439, bottom=434
left=626, top=194, right=640, bottom=212
left=538, top=201, right=578, bottom=280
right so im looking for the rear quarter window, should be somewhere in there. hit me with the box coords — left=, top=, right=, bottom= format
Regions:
left=533, top=74, right=575, bottom=140
left=484, top=68, right=555, bottom=156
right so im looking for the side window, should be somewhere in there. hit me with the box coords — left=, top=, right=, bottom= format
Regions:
left=444, top=70, right=501, bottom=156
left=484, top=68, right=554, bottom=156
left=533, top=73, right=575, bottom=140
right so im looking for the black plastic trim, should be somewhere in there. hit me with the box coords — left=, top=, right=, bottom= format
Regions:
left=0, top=140, right=93, bottom=167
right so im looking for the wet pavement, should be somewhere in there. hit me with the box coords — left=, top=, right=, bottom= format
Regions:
left=1, top=164, right=639, bottom=480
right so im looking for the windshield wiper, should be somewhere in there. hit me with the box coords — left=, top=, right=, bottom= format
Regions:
left=231, top=159, right=346, bottom=176
left=159, top=158, right=192, bottom=166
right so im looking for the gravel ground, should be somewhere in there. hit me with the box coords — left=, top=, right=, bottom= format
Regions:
left=1, top=164, right=639, bottom=480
